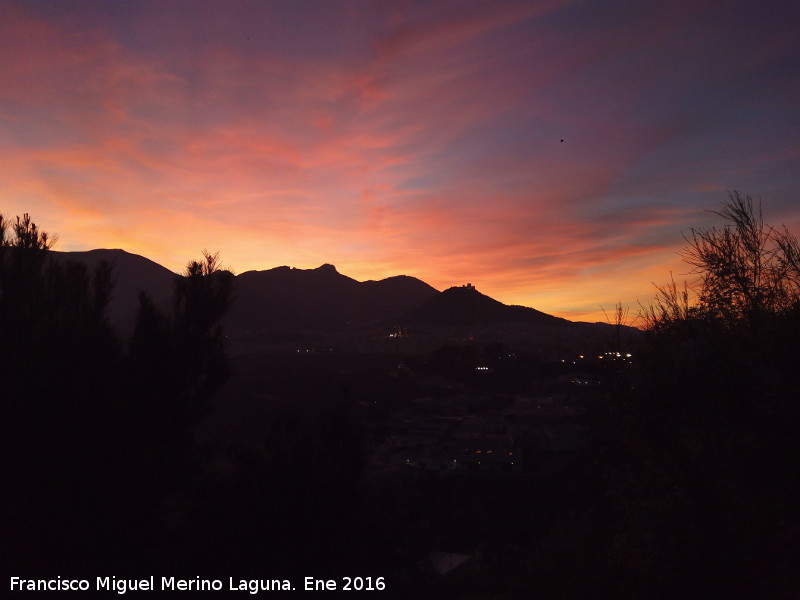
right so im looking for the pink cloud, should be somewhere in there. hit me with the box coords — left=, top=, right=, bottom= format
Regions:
left=2, top=1, right=799, bottom=324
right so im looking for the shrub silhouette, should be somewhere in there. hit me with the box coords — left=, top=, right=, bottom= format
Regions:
left=615, top=193, right=800, bottom=597
left=1, top=213, right=233, bottom=572
left=2, top=212, right=368, bottom=578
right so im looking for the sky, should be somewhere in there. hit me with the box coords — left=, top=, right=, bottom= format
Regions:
left=1, top=0, right=799, bottom=322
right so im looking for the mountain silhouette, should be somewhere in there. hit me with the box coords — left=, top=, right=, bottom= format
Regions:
left=52, top=249, right=175, bottom=332
left=402, top=284, right=568, bottom=327
left=228, top=263, right=439, bottom=333
left=55, top=250, right=639, bottom=348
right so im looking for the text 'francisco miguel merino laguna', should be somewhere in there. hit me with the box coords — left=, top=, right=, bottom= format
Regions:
left=11, top=576, right=387, bottom=594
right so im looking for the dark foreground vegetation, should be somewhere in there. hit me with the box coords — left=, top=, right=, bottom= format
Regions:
left=3, top=192, right=800, bottom=598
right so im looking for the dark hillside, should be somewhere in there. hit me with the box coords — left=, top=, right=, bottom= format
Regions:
left=227, top=264, right=439, bottom=333
left=403, top=284, right=567, bottom=327
left=52, top=249, right=175, bottom=331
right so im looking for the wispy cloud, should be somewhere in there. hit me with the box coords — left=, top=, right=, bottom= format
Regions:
left=1, top=0, right=798, bottom=321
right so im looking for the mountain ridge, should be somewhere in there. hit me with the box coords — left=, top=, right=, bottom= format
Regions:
left=51, top=249, right=641, bottom=351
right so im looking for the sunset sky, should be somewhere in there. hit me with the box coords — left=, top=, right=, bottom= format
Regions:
left=2, top=0, right=798, bottom=322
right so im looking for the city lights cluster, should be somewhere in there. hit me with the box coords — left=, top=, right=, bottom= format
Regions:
left=561, top=351, right=632, bottom=364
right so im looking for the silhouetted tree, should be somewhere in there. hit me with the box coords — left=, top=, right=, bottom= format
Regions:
left=123, top=250, right=234, bottom=567
left=621, top=193, right=800, bottom=597
left=128, top=250, right=233, bottom=428
left=681, top=191, right=800, bottom=325
left=2, top=211, right=235, bottom=573
left=172, top=250, right=234, bottom=412
left=1, top=213, right=125, bottom=572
